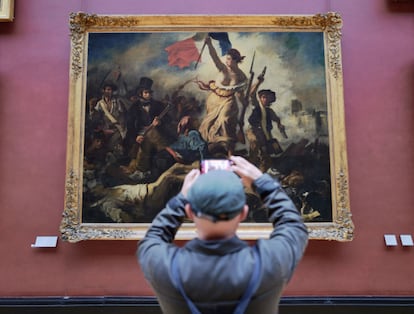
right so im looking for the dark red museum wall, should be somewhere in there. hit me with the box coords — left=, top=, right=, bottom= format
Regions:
left=0, top=0, right=413, bottom=297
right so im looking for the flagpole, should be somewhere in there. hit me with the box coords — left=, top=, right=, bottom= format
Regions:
left=194, top=41, right=207, bottom=70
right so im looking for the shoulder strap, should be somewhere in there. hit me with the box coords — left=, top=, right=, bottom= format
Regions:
left=170, top=246, right=261, bottom=314
left=233, top=245, right=261, bottom=314
left=98, top=101, right=127, bottom=139
left=99, top=101, right=119, bottom=125
left=171, top=250, right=201, bottom=314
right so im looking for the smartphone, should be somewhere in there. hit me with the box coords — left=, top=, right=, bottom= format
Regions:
left=200, top=159, right=232, bottom=174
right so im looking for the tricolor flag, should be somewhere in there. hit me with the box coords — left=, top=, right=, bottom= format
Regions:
left=165, top=32, right=232, bottom=69
left=208, top=32, right=232, bottom=56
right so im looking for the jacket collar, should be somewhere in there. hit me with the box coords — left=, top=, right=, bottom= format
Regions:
left=184, top=236, right=248, bottom=255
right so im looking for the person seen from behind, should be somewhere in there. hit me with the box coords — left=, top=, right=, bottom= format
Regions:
left=137, top=156, right=308, bottom=314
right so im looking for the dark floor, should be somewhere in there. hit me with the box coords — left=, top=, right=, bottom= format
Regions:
left=1, top=296, right=414, bottom=314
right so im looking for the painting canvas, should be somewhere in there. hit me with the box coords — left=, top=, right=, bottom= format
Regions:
left=60, top=14, right=353, bottom=242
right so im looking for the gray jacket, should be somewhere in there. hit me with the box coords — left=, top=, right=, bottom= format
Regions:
left=137, top=174, right=308, bottom=314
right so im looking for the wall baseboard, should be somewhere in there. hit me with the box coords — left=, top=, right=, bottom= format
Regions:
left=0, top=296, right=413, bottom=313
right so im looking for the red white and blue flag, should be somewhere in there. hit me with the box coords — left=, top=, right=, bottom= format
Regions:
left=165, top=32, right=232, bottom=69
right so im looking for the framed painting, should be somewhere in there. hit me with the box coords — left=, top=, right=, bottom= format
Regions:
left=60, top=13, right=353, bottom=242
left=0, top=0, right=14, bottom=21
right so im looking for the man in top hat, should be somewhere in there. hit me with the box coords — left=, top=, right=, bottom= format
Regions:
left=124, top=77, right=175, bottom=182
left=137, top=155, right=308, bottom=314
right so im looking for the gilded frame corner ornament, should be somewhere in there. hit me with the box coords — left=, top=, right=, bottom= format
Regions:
left=0, top=0, right=14, bottom=22
left=60, top=13, right=353, bottom=242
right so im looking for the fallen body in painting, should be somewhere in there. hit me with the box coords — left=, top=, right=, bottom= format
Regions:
left=89, top=162, right=196, bottom=223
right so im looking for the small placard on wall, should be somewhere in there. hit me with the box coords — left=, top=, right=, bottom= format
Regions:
left=400, top=235, right=414, bottom=246
left=31, top=236, right=58, bottom=248
left=384, top=234, right=398, bottom=246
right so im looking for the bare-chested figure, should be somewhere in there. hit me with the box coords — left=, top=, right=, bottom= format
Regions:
left=197, top=36, right=248, bottom=155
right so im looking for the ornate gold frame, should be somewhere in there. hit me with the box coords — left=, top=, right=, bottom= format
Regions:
left=0, top=0, right=14, bottom=21
left=60, top=13, right=353, bottom=242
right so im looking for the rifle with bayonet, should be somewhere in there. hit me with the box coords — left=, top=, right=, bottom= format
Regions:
left=237, top=51, right=256, bottom=144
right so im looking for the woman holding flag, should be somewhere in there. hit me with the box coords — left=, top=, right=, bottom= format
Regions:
left=197, top=35, right=248, bottom=156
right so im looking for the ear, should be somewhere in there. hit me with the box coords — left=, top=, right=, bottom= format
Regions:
left=239, top=205, right=249, bottom=222
left=185, top=203, right=195, bottom=221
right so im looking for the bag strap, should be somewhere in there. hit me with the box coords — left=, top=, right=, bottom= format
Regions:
left=171, top=251, right=201, bottom=314
left=170, top=246, right=261, bottom=314
left=233, top=245, right=261, bottom=314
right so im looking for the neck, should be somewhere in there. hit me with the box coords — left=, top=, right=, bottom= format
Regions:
left=194, top=219, right=239, bottom=241
left=228, top=64, right=237, bottom=71
left=198, top=230, right=236, bottom=241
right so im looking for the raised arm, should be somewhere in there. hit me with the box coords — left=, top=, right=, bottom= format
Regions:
left=205, top=36, right=226, bottom=72
left=231, top=155, right=308, bottom=282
